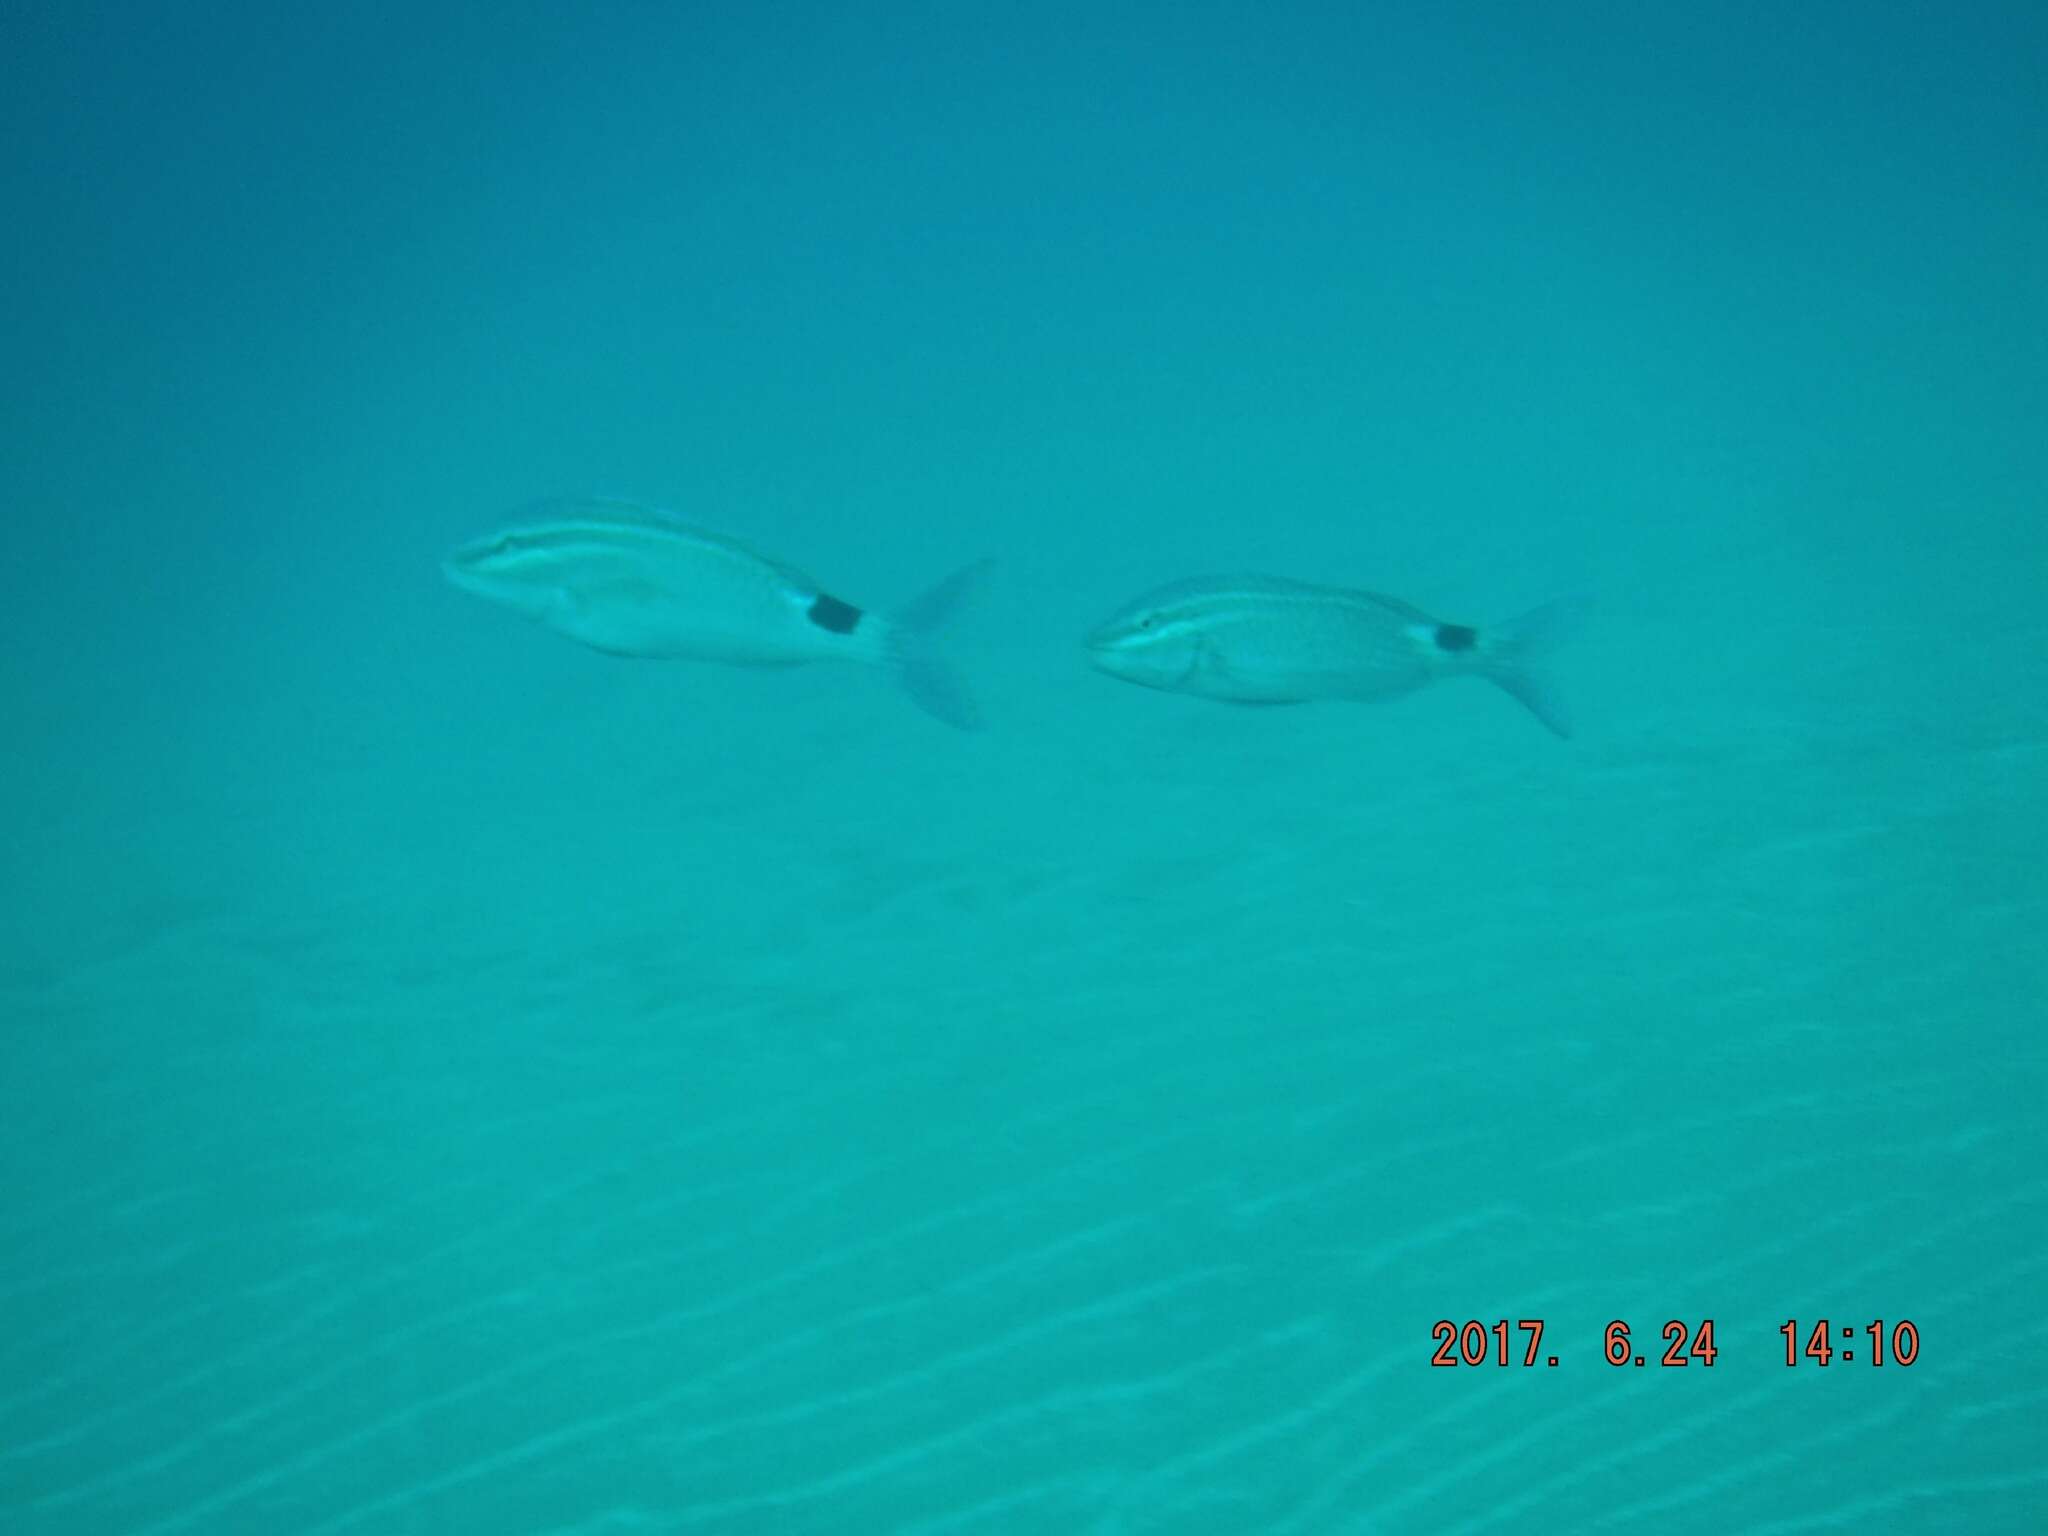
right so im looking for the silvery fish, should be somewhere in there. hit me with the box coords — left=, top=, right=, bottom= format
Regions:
left=444, top=499, right=989, bottom=729
left=1085, top=576, right=1588, bottom=737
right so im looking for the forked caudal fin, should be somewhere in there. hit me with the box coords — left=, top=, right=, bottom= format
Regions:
left=1480, top=595, right=1592, bottom=739
left=886, top=559, right=994, bottom=730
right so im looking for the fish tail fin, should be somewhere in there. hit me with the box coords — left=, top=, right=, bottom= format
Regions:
left=1479, top=595, right=1592, bottom=739
left=886, top=559, right=993, bottom=730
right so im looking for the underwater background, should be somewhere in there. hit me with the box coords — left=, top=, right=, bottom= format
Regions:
left=4, top=2, right=2045, bottom=1531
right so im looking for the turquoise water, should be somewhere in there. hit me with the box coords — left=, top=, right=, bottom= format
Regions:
left=4, top=2, right=2045, bottom=1531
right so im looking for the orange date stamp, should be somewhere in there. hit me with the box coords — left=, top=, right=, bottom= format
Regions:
left=1430, top=1318, right=1919, bottom=1367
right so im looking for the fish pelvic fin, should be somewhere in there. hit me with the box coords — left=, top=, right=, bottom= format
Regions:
left=1479, top=595, right=1592, bottom=739
left=885, top=559, right=993, bottom=730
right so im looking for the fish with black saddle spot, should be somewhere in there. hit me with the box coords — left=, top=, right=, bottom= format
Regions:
left=1085, top=575, right=1588, bottom=738
left=444, top=498, right=989, bottom=729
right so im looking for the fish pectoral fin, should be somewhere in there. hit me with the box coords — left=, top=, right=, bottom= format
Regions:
left=1192, top=642, right=1300, bottom=704
left=1184, top=635, right=1230, bottom=691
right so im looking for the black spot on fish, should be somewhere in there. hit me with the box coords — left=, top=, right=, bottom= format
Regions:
left=808, top=593, right=863, bottom=635
left=1435, top=623, right=1478, bottom=653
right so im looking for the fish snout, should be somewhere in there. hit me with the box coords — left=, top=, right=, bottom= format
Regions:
left=1083, top=612, right=1192, bottom=690
left=1082, top=618, right=1140, bottom=675
left=441, top=532, right=558, bottom=620
left=443, top=532, right=513, bottom=576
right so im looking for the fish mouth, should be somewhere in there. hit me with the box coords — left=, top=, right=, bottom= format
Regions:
left=1084, top=629, right=1166, bottom=689
left=441, top=536, right=529, bottom=602
left=443, top=534, right=507, bottom=575
left=1082, top=614, right=1139, bottom=652
left=440, top=554, right=492, bottom=600
left=444, top=528, right=547, bottom=591
left=1081, top=627, right=1126, bottom=670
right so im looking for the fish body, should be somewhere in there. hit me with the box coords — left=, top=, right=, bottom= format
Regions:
left=1085, top=576, right=1585, bottom=737
left=444, top=500, right=987, bottom=728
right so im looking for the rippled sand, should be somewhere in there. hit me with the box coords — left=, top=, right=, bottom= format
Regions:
left=4, top=635, right=2044, bottom=1534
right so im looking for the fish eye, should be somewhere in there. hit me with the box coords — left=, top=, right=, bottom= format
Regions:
left=1137, top=614, right=1155, bottom=630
